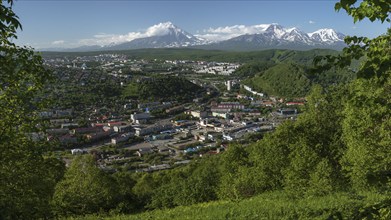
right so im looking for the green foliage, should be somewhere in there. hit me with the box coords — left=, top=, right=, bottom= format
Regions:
left=233, top=61, right=275, bottom=78
left=244, top=61, right=355, bottom=98
left=308, top=159, right=334, bottom=196
left=341, top=76, right=391, bottom=191
left=314, top=0, right=390, bottom=80
left=123, top=76, right=203, bottom=102
left=81, top=191, right=391, bottom=220
left=245, top=85, right=348, bottom=197
left=52, top=155, right=120, bottom=216
left=0, top=0, right=21, bottom=44
left=314, top=30, right=390, bottom=80
left=60, top=1, right=390, bottom=219
left=335, top=0, right=390, bottom=23
left=218, top=144, right=252, bottom=200
left=311, top=67, right=356, bottom=88
left=312, top=0, right=391, bottom=192
left=244, top=62, right=311, bottom=97
left=111, top=172, right=137, bottom=214
left=147, top=157, right=221, bottom=209
left=47, top=71, right=124, bottom=109
left=172, top=113, right=194, bottom=121
left=248, top=122, right=293, bottom=192
left=2, top=0, right=389, bottom=218
left=122, top=82, right=139, bottom=98
left=0, top=1, right=65, bottom=219
left=132, top=172, right=163, bottom=209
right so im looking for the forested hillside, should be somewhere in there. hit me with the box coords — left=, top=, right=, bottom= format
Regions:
left=122, top=76, right=203, bottom=102
left=243, top=62, right=311, bottom=97
left=241, top=62, right=355, bottom=97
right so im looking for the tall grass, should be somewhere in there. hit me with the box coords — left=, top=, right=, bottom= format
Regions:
left=71, top=191, right=390, bottom=220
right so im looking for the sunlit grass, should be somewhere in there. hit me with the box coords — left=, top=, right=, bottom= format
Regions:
left=70, top=190, right=390, bottom=220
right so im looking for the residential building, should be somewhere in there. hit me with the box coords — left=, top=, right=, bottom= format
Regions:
left=131, top=112, right=150, bottom=123
left=277, top=108, right=297, bottom=116
left=185, top=110, right=208, bottom=119
left=113, top=124, right=133, bottom=133
left=134, top=123, right=173, bottom=136
left=111, top=133, right=133, bottom=145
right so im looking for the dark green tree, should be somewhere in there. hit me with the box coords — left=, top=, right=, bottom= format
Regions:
left=174, top=157, right=221, bottom=206
left=0, top=1, right=65, bottom=219
left=132, top=172, right=162, bottom=209
left=218, top=144, right=252, bottom=200
left=341, top=75, right=391, bottom=190
left=147, top=158, right=221, bottom=209
left=52, top=155, right=120, bottom=216
left=247, top=121, right=293, bottom=193
left=111, top=171, right=137, bottom=214
left=246, top=85, right=347, bottom=197
left=314, top=0, right=391, bottom=191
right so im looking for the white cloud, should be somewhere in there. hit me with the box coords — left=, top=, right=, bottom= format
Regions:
left=78, top=22, right=179, bottom=46
left=352, top=26, right=357, bottom=29
left=52, top=40, right=65, bottom=45
left=145, top=22, right=175, bottom=36
left=195, top=24, right=272, bottom=42
left=74, top=22, right=304, bottom=47
left=78, top=32, right=144, bottom=46
left=309, top=20, right=316, bottom=24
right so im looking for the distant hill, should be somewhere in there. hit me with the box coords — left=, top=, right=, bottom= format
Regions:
left=243, top=62, right=311, bottom=97
left=241, top=59, right=355, bottom=98
left=123, top=76, right=203, bottom=102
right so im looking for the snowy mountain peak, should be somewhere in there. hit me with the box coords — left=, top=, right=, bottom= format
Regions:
left=308, top=28, right=344, bottom=42
left=282, top=28, right=311, bottom=43
left=285, top=27, right=299, bottom=33
left=48, top=22, right=347, bottom=52
left=145, top=21, right=205, bottom=42
left=265, top=23, right=283, bottom=30
left=264, top=23, right=287, bottom=38
left=106, top=22, right=206, bottom=50
left=160, top=21, right=175, bottom=27
left=146, top=22, right=187, bottom=37
left=158, top=22, right=184, bottom=33
left=310, top=28, right=335, bottom=34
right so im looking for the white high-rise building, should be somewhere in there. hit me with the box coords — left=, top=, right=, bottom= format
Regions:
left=226, top=80, right=233, bottom=91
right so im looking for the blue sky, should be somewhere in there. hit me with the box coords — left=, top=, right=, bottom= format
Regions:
left=12, top=0, right=390, bottom=49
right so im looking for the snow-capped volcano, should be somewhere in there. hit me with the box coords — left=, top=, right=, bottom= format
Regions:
left=44, top=22, right=346, bottom=52
left=109, top=22, right=207, bottom=50
left=144, top=22, right=200, bottom=42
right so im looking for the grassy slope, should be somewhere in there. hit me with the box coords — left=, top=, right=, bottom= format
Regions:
left=74, top=191, right=390, bottom=220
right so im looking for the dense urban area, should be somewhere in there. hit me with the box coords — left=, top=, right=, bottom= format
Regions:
left=42, top=53, right=304, bottom=173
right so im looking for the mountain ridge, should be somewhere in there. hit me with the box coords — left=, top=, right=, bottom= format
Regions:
left=41, top=22, right=346, bottom=52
